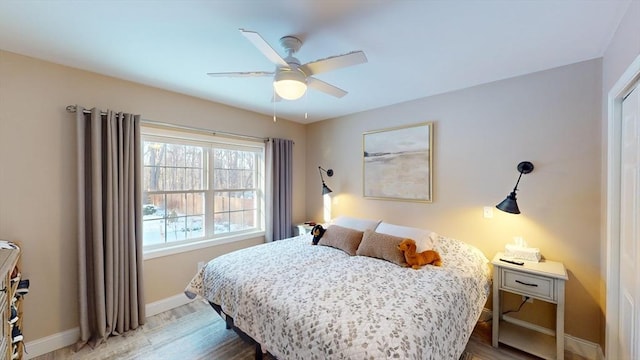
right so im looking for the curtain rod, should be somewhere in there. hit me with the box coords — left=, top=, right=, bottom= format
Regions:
left=66, top=105, right=269, bottom=143
left=66, top=105, right=107, bottom=115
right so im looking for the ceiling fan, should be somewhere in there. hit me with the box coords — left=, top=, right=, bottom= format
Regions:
left=207, top=29, right=368, bottom=101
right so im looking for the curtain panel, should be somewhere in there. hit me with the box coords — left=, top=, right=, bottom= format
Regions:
left=76, top=107, right=145, bottom=348
left=266, top=138, right=294, bottom=241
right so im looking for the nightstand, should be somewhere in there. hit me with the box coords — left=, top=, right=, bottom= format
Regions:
left=492, top=252, right=568, bottom=360
left=295, top=224, right=314, bottom=236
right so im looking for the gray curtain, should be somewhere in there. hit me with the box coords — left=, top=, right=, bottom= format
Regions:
left=267, top=138, right=294, bottom=241
left=76, top=107, right=145, bottom=349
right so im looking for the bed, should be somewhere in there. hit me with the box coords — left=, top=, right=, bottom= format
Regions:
left=185, top=219, right=491, bottom=360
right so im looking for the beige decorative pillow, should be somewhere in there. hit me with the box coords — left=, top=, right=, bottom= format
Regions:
left=318, top=225, right=364, bottom=256
left=356, top=230, right=408, bottom=267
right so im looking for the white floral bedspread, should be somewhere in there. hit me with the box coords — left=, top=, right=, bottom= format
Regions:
left=185, top=234, right=491, bottom=360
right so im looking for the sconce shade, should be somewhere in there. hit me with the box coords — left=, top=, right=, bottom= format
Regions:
left=495, top=161, right=534, bottom=215
left=273, top=69, right=307, bottom=100
left=496, top=191, right=520, bottom=214
left=318, top=166, right=334, bottom=195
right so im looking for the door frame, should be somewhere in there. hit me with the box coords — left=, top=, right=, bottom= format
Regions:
left=606, top=53, right=640, bottom=360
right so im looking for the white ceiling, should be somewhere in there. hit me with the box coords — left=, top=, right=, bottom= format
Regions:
left=0, top=0, right=630, bottom=124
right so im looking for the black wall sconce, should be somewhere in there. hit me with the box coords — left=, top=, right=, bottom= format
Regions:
left=318, top=166, right=334, bottom=195
left=496, top=161, right=534, bottom=214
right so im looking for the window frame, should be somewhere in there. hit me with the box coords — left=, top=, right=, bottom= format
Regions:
left=141, top=125, right=265, bottom=260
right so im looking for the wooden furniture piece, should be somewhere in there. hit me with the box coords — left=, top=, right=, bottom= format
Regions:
left=0, top=247, right=20, bottom=359
left=492, top=252, right=568, bottom=360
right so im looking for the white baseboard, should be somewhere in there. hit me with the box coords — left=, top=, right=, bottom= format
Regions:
left=145, top=293, right=194, bottom=317
left=483, top=308, right=604, bottom=360
left=24, top=327, right=79, bottom=359
left=565, top=333, right=604, bottom=360
left=24, top=293, right=193, bottom=359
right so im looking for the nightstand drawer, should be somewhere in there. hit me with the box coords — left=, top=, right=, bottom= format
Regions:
left=501, top=268, right=556, bottom=302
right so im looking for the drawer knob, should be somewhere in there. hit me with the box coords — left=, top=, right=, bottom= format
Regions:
left=515, top=279, right=538, bottom=287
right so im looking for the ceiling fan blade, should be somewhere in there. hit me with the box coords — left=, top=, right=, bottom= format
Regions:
left=307, top=77, right=348, bottom=98
left=239, top=29, right=288, bottom=67
left=300, top=51, right=367, bottom=76
left=206, top=71, right=273, bottom=78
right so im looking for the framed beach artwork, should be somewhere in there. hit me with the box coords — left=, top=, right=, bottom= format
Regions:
left=363, top=122, right=433, bottom=202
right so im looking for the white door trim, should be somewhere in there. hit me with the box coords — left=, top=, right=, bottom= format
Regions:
left=605, top=53, right=640, bottom=360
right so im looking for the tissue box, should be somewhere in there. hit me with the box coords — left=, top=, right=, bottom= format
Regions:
left=504, top=244, right=541, bottom=262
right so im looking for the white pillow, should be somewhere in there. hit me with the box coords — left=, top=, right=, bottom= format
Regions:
left=374, top=222, right=438, bottom=253
left=331, top=216, right=381, bottom=232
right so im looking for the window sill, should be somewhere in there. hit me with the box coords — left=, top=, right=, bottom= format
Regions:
left=143, top=231, right=265, bottom=260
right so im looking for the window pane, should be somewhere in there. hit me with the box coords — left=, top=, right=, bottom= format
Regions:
left=230, top=211, right=244, bottom=231
left=166, top=215, right=187, bottom=242
left=144, top=142, right=165, bottom=166
left=214, top=212, right=230, bottom=234
left=186, top=193, right=204, bottom=216
left=232, top=151, right=242, bottom=169
left=143, top=218, right=165, bottom=246
left=143, top=194, right=166, bottom=216
left=165, top=143, right=186, bottom=167
left=214, top=169, right=229, bottom=189
left=229, top=170, right=242, bottom=189
left=144, top=166, right=164, bottom=191
left=242, top=210, right=256, bottom=228
left=142, top=193, right=167, bottom=244
left=167, top=194, right=186, bottom=215
left=165, top=167, right=186, bottom=191
left=243, top=170, right=254, bottom=188
left=243, top=191, right=256, bottom=210
left=186, top=168, right=203, bottom=190
left=187, top=215, right=204, bottom=238
left=229, top=210, right=257, bottom=231
left=214, top=191, right=229, bottom=213
left=214, top=149, right=229, bottom=168
left=185, top=145, right=202, bottom=167
left=243, top=152, right=254, bottom=170
left=229, top=191, right=243, bottom=211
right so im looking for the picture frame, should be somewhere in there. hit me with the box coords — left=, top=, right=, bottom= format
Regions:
left=362, top=122, right=433, bottom=202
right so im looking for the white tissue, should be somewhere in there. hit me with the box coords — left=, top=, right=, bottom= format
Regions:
left=504, top=237, right=541, bottom=262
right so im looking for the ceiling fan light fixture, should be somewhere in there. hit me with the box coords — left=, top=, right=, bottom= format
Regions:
left=273, top=69, right=307, bottom=100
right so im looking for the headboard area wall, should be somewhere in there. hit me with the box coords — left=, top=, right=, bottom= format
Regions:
left=304, top=59, right=602, bottom=345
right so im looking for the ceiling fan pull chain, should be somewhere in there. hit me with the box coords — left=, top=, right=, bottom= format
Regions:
left=273, top=87, right=277, bottom=122
left=304, top=91, right=308, bottom=120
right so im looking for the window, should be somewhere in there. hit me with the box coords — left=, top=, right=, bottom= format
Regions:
left=141, top=126, right=264, bottom=254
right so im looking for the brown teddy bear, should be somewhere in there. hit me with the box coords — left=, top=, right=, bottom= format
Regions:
left=397, top=238, right=442, bottom=269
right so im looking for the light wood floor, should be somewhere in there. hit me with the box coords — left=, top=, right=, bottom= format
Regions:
left=32, top=300, right=586, bottom=360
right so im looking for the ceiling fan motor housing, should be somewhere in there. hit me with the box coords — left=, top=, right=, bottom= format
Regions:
left=280, top=35, right=302, bottom=55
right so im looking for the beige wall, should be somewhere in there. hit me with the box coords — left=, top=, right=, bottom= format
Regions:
left=305, top=59, right=603, bottom=343
left=0, top=50, right=307, bottom=340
